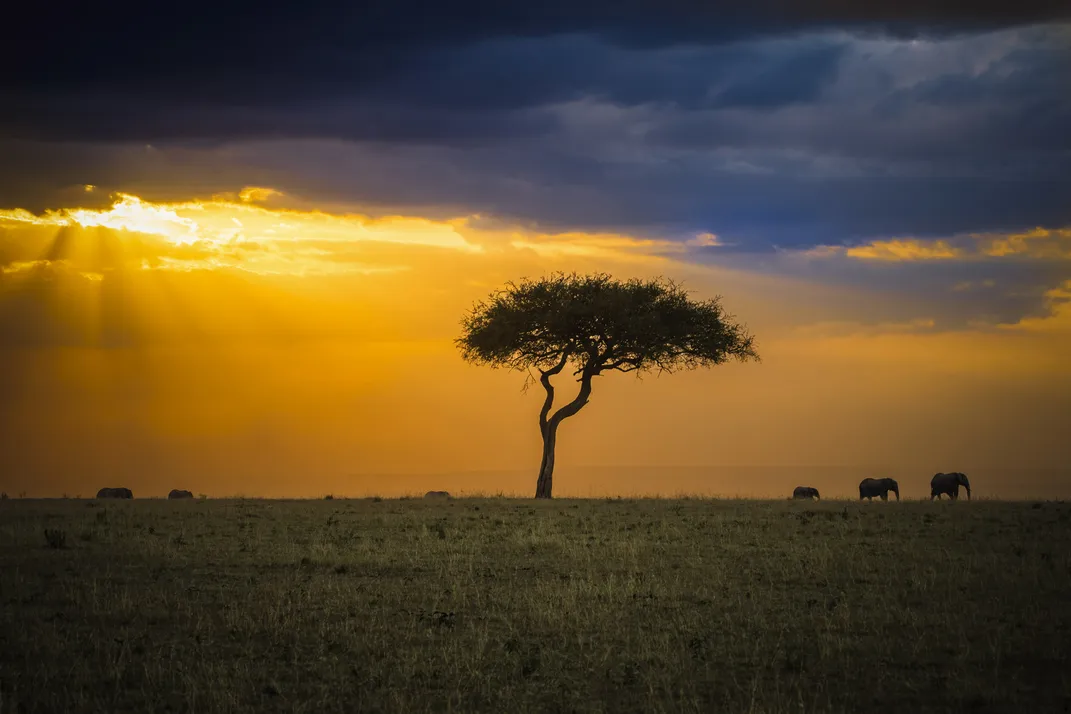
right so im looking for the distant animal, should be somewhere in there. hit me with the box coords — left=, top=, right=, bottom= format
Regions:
left=96, top=487, right=133, bottom=499
left=424, top=491, right=451, bottom=499
left=0, top=492, right=7, bottom=500
left=792, top=486, right=820, bottom=501
left=931, top=472, right=971, bottom=501
left=858, top=478, right=899, bottom=501
left=168, top=489, right=194, bottom=500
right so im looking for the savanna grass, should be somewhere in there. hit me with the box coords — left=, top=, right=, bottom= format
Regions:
left=0, top=497, right=1069, bottom=713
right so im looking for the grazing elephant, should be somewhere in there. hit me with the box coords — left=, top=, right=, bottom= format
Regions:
left=858, top=478, right=899, bottom=501
left=424, top=490, right=451, bottom=499
left=168, top=489, right=194, bottom=500
left=96, top=487, right=133, bottom=499
left=792, top=486, right=820, bottom=501
left=931, top=472, right=971, bottom=500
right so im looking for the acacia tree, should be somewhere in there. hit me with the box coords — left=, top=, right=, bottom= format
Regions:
left=457, top=272, right=758, bottom=499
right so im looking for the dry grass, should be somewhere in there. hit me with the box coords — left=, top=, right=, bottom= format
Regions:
left=0, top=497, right=1069, bottom=713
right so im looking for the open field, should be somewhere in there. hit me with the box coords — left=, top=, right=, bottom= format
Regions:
left=1, top=498, right=1069, bottom=713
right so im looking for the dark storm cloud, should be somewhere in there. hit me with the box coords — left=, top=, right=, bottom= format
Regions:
left=709, top=43, right=846, bottom=109
left=0, top=94, right=563, bottom=145
left=157, top=140, right=1066, bottom=248
left=649, top=35, right=1071, bottom=160
left=2, top=0, right=1068, bottom=136
left=0, top=3, right=1068, bottom=258
left=337, top=35, right=848, bottom=114
left=2, top=133, right=1068, bottom=249
left=0, top=39, right=854, bottom=151
left=4, top=0, right=1068, bottom=94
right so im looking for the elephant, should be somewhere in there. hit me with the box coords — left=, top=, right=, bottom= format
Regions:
left=858, top=478, right=899, bottom=501
left=424, top=490, right=451, bottom=499
left=931, top=472, right=971, bottom=500
left=792, top=486, right=820, bottom=501
left=168, top=489, right=194, bottom=500
left=96, top=487, right=133, bottom=499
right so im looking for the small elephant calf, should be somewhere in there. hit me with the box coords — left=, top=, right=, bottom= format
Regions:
left=792, top=486, right=820, bottom=501
left=424, top=491, right=451, bottom=499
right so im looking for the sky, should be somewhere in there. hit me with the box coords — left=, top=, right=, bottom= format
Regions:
left=1, top=1, right=1069, bottom=498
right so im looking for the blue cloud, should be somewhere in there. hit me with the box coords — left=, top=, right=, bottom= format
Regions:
left=710, top=43, right=846, bottom=109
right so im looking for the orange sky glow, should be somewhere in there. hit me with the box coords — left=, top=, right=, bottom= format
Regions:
left=1, top=189, right=1069, bottom=499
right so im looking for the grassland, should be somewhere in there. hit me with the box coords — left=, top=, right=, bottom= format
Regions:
left=1, top=497, right=1069, bottom=713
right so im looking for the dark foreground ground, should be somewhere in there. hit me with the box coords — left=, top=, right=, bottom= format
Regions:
left=1, top=498, right=1069, bottom=713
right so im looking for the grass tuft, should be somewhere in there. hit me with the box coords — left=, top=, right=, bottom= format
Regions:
left=43, top=528, right=67, bottom=549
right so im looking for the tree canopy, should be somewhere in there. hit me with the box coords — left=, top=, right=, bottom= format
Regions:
left=457, top=272, right=758, bottom=378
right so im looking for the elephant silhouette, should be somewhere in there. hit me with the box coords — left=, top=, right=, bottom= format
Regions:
left=858, top=478, right=899, bottom=501
left=931, top=472, right=971, bottom=500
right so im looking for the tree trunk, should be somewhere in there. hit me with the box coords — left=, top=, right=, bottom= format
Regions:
left=535, top=423, right=557, bottom=499
left=533, top=369, right=593, bottom=499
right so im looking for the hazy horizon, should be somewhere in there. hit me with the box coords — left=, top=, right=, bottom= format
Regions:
left=8, top=465, right=1069, bottom=501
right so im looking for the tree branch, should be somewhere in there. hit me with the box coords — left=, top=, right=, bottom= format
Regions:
left=599, top=356, right=643, bottom=373
left=538, top=349, right=571, bottom=436
left=549, top=364, right=596, bottom=426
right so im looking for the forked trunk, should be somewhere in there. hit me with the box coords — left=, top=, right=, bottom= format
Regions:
left=534, top=364, right=594, bottom=500
left=535, top=424, right=558, bottom=499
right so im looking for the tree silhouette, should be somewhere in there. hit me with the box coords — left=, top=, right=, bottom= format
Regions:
left=457, top=273, right=758, bottom=498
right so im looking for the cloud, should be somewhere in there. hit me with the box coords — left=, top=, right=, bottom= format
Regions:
left=4, top=134, right=1068, bottom=253
left=690, top=224, right=1071, bottom=332
left=827, top=227, right=1071, bottom=261
left=0, top=35, right=855, bottom=145
left=0, top=192, right=487, bottom=270
left=0, top=190, right=703, bottom=349
left=710, top=42, right=846, bottom=109
left=845, top=239, right=962, bottom=261
left=5, top=0, right=1067, bottom=99
left=789, top=317, right=938, bottom=338
left=685, top=233, right=726, bottom=248
left=238, top=187, right=283, bottom=203
left=1003, top=279, right=1071, bottom=332
left=980, top=227, right=1071, bottom=259
left=1, top=23, right=1068, bottom=250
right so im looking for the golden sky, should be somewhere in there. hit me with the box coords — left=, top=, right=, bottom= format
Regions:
left=1, top=188, right=1069, bottom=498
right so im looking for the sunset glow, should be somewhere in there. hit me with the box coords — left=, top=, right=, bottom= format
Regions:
left=1, top=9, right=1068, bottom=501
left=0, top=185, right=1068, bottom=498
